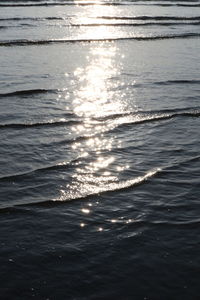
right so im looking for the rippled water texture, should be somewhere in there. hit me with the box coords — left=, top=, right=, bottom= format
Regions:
left=0, top=0, right=200, bottom=299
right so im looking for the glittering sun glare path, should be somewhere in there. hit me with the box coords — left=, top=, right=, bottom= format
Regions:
left=58, top=5, right=137, bottom=205
left=73, top=45, right=121, bottom=118
left=55, top=4, right=161, bottom=232
left=63, top=43, right=130, bottom=200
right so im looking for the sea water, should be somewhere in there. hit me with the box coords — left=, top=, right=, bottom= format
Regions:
left=0, top=1, right=200, bottom=299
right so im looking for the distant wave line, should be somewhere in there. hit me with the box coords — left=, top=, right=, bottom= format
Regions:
left=69, top=21, right=200, bottom=27
left=1, top=16, right=200, bottom=23
left=2, top=20, right=200, bottom=30
left=1, top=1, right=200, bottom=7
left=0, top=15, right=200, bottom=25
left=96, top=16, right=200, bottom=21
left=2, top=0, right=200, bottom=2
left=0, top=120, right=82, bottom=129
left=0, top=25, right=19, bottom=29
left=114, top=79, right=200, bottom=90
left=4, top=21, right=200, bottom=29
left=155, top=79, right=200, bottom=85
left=1, top=33, right=200, bottom=47
left=0, top=17, right=65, bottom=22
left=0, top=88, right=59, bottom=97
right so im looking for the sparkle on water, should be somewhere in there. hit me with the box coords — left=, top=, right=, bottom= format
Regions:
left=55, top=11, right=159, bottom=214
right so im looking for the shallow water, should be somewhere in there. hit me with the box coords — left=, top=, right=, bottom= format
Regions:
left=0, top=1, right=200, bottom=299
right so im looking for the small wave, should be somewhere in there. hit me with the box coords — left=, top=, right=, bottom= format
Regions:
left=0, top=88, right=58, bottom=98
left=90, top=107, right=200, bottom=136
left=69, top=21, right=200, bottom=27
left=0, top=25, right=16, bottom=30
left=0, top=17, right=64, bottom=22
left=70, top=168, right=161, bottom=198
left=122, top=110, right=200, bottom=127
left=0, top=156, right=83, bottom=182
left=5, top=168, right=160, bottom=209
left=0, top=119, right=81, bottom=130
left=2, top=106, right=198, bottom=131
left=19, top=23, right=36, bottom=27
left=155, top=79, right=200, bottom=85
left=1, top=16, right=200, bottom=23
left=1, top=1, right=200, bottom=7
left=0, top=1, right=143, bottom=7
left=96, top=106, right=200, bottom=124
left=96, top=16, right=200, bottom=21
left=0, top=2, right=76, bottom=7
left=1, top=33, right=200, bottom=47
left=153, top=3, right=200, bottom=7
left=137, top=219, right=200, bottom=229
left=1, top=153, right=199, bottom=211
left=0, top=1, right=121, bottom=7
left=1, top=106, right=199, bottom=132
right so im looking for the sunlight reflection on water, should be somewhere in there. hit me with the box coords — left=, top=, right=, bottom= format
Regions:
left=72, top=45, right=121, bottom=118
left=58, top=42, right=129, bottom=203
left=55, top=7, right=142, bottom=208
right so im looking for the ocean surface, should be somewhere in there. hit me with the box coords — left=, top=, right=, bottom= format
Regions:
left=0, top=0, right=200, bottom=299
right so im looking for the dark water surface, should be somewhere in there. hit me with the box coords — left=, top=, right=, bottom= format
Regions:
left=0, top=0, right=200, bottom=299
